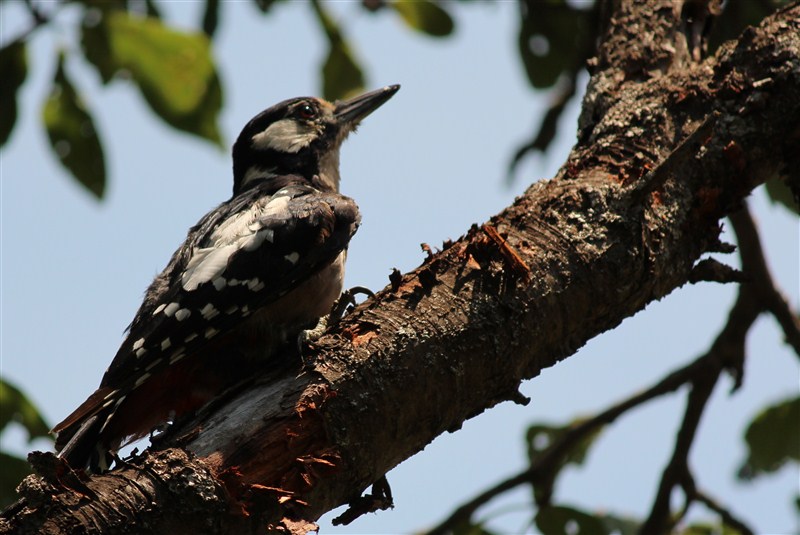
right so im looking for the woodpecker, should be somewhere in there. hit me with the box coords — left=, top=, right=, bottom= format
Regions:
left=52, top=85, right=400, bottom=471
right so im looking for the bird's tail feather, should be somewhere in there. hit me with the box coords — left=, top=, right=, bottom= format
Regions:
left=55, top=411, right=119, bottom=472
left=53, top=387, right=117, bottom=472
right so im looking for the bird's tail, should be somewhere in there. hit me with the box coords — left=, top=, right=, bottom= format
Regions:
left=52, top=387, right=117, bottom=472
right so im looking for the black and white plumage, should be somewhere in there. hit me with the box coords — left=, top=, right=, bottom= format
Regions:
left=53, top=85, right=400, bottom=471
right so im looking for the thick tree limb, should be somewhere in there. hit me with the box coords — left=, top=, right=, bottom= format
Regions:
left=424, top=200, right=791, bottom=535
left=3, top=2, right=799, bottom=533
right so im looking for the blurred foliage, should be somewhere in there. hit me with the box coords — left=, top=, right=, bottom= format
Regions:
left=388, top=0, right=455, bottom=37
left=0, top=0, right=464, bottom=195
left=449, top=520, right=499, bottom=535
left=81, top=10, right=222, bottom=146
left=201, top=0, right=220, bottom=37
left=678, top=523, right=745, bottom=535
left=43, top=52, right=107, bottom=198
left=508, top=0, right=792, bottom=186
left=2, top=0, right=790, bottom=206
left=0, top=379, right=52, bottom=508
left=0, top=39, right=26, bottom=146
left=765, top=176, right=800, bottom=215
left=311, top=0, right=365, bottom=101
left=525, top=418, right=604, bottom=504
left=507, top=0, right=597, bottom=181
left=0, top=380, right=49, bottom=440
left=535, top=505, right=639, bottom=535
left=517, top=0, right=595, bottom=90
left=738, top=395, right=800, bottom=479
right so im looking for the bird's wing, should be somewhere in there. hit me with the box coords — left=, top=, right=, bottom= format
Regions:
left=53, top=184, right=359, bottom=436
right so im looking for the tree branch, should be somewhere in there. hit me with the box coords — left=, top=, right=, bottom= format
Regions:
left=729, top=209, right=800, bottom=357
left=639, top=358, right=722, bottom=534
left=426, top=197, right=792, bottom=533
left=641, top=200, right=782, bottom=533
left=427, top=199, right=794, bottom=534
left=424, top=342, right=714, bottom=535
left=693, top=488, right=755, bottom=535
left=3, top=2, right=799, bottom=533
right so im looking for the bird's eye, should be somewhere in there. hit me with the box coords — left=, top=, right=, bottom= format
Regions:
left=297, top=104, right=316, bottom=120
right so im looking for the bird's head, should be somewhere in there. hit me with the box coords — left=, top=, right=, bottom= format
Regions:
left=232, top=85, right=400, bottom=195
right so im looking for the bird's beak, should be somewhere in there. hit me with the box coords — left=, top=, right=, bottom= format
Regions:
left=335, top=85, right=400, bottom=127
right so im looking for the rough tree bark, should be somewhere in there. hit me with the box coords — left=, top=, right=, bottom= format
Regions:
left=2, top=1, right=798, bottom=533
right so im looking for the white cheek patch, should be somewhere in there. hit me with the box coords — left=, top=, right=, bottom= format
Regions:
left=251, top=119, right=319, bottom=153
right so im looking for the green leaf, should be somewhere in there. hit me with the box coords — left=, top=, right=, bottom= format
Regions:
left=73, top=0, right=127, bottom=10
left=0, top=40, right=27, bottom=147
left=0, top=379, right=50, bottom=440
left=82, top=12, right=222, bottom=145
left=322, top=39, right=365, bottom=102
left=450, top=519, right=499, bottom=535
left=252, top=0, right=281, bottom=13
left=738, top=396, right=800, bottom=479
left=765, top=177, right=799, bottom=215
left=311, top=0, right=365, bottom=101
left=535, top=505, right=609, bottom=535
left=526, top=419, right=604, bottom=467
left=600, top=513, right=640, bottom=535
left=390, top=0, right=455, bottom=37
left=143, top=0, right=162, bottom=18
left=535, top=505, right=640, bottom=535
left=202, top=0, right=220, bottom=37
left=43, top=54, right=107, bottom=199
left=679, top=522, right=743, bottom=535
left=525, top=418, right=604, bottom=504
left=0, top=452, right=32, bottom=509
left=517, top=0, right=592, bottom=89
left=81, top=11, right=118, bottom=83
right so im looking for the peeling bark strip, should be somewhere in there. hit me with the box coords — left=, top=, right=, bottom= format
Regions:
left=3, top=3, right=799, bottom=534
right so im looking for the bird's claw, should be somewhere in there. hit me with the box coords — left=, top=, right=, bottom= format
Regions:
left=297, top=286, right=375, bottom=366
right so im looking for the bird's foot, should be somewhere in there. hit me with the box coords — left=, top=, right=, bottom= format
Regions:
left=297, top=286, right=375, bottom=366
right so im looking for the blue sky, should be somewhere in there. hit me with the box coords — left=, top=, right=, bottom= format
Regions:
left=2, top=2, right=798, bottom=533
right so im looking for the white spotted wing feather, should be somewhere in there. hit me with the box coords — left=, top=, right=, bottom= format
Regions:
left=100, top=182, right=360, bottom=388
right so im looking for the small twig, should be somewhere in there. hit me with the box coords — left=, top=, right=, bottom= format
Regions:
left=729, top=208, right=800, bottom=357
left=688, top=258, right=746, bottom=284
left=420, top=243, right=435, bottom=261
left=693, top=488, right=755, bottom=535
left=766, top=289, right=800, bottom=357
left=9, top=0, right=55, bottom=43
left=425, top=342, right=719, bottom=535
left=507, top=73, right=578, bottom=182
left=482, top=224, right=531, bottom=281
left=639, top=366, right=720, bottom=534
left=425, top=470, right=532, bottom=535
left=332, top=475, right=393, bottom=526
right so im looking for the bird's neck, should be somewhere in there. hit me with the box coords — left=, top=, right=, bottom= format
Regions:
left=312, top=148, right=341, bottom=192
